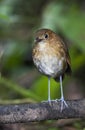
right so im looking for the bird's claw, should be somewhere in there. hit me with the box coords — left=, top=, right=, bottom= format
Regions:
left=42, top=100, right=51, bottom=104
left=59, top=97, right=68, bottom=112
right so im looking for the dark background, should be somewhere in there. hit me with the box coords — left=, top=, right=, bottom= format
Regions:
left=0, top=0, right=85, bottom=129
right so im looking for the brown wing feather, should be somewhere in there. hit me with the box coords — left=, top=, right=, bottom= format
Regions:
left=65, top=52, right=72, bottom=75
left=59, top=37, right=72, bottom=76
left=54, top=37, right=72, bottom=82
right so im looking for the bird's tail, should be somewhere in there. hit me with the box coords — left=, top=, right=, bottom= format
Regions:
left=54, top=74, right=64, bottom=82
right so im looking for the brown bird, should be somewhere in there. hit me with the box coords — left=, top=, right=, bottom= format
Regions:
left=32, top=28, right=71, bottom=111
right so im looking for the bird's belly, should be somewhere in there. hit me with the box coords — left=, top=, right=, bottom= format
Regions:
left=34, top=55, right=65, bottom=78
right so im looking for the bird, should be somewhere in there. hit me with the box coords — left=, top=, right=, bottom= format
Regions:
left=32, top=28, right=71, bottom=111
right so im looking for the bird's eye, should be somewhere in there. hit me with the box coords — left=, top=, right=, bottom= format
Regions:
left=44, top=34, right=48, bottom=39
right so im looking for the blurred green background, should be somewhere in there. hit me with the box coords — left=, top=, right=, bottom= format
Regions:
left=0, top=0, right=85, bottom=130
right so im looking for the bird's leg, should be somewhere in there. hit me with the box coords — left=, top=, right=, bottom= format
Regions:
left=59, top=75, right=68, bottom=111
left=48, top=77, right=51, bottom=102
left=42, top=77, right=51, bottom=103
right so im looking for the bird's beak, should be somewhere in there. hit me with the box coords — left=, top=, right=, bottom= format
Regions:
left=35, top=37, right=43, bottom=43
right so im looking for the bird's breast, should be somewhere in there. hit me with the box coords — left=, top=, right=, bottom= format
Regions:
left=33, top=45, right=67, bottom=78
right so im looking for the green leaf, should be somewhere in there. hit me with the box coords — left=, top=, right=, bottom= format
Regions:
left=31, top=76, right=60, bottom=101
left=41, top=2, right=85, bottom=52
left=0, top=77, right=40, bottom=101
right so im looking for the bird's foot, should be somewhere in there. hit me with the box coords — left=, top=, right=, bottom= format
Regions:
left=42, top=98, right=68, bottom=111
left=42, top=99, right=51, bottom=105
left=59, top=97, right=68, bottom=112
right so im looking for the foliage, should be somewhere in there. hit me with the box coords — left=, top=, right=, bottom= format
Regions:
left=0, top=0, right=85, bottom=129
left=0, top=0, right=84, bottom=100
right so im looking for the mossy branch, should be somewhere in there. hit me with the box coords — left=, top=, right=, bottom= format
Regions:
left=0, top=99, right=85, bottom=124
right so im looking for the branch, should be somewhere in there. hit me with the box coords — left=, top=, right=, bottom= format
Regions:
left=0, top=99, right=85, bottom=124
